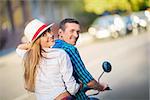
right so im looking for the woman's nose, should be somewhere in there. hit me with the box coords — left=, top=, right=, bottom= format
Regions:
left=48, top=36, right=54, bottom=42
left=47, top=36, right=52, bottom=40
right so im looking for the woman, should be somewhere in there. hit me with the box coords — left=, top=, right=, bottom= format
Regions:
left=16, top=19, right=80, bottom=100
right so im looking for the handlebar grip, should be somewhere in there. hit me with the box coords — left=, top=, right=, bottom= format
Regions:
left=104, top=86, right=112, bottom=90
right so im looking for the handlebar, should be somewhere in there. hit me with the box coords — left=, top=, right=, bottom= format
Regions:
left=84, top=86, right=112, bottom=96
left=84, top=61, right=112, bottom=96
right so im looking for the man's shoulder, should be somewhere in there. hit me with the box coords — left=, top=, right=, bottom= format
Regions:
left=63, top=43, right=76, bottom=49
left=54, top=39, right=77, bottom=50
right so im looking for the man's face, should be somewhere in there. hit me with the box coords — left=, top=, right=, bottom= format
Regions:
left=60, top=23, right=80, bottom=45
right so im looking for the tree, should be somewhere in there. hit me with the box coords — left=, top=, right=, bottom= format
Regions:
left=83, top=0, right=150, bottom=15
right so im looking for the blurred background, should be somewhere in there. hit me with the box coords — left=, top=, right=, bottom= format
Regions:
left=0, top=0, right=149, bottom=100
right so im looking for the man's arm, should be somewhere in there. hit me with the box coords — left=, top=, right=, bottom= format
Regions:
left=63, top=46, right=93, bottom=83
left=63, top=46, right=105, bottom=91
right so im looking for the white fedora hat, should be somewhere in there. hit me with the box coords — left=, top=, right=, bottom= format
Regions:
left=24, top=19, right=54, bottom=42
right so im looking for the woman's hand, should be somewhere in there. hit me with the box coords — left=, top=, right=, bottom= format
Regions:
left=17, top=43, right=31, bottom=50
left=55, top=92, right=72, bottom=100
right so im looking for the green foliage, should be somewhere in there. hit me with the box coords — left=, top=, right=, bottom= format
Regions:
left=69, top=0, right=98, bottom=32
left=75, top=12, right=98, bottom=32
left=83, top=0, right=150, bottom=15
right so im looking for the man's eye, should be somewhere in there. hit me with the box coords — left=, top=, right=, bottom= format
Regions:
left=77, top=31, right=80, bottom=34
left=71, top=30, right=74, bottom=33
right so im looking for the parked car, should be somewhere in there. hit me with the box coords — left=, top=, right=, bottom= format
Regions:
left=131, top=11, right=148, bottom=32
left=144, top=10, right=150, bottom=31
left=88, top=14, right=126, bottom=39
left=121, top=15, right=133, bottom=34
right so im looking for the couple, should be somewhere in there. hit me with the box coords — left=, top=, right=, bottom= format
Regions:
left=16, top=18, right=108, bottom=100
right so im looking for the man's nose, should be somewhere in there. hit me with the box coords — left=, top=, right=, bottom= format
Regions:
left=74, top=32, right=79, bottom=38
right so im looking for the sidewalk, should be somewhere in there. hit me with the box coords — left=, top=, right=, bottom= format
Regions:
left=0, top=48, right=36, bottom=100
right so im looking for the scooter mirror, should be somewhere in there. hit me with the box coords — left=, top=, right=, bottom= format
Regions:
left=102, top=61, right=112, bottom=73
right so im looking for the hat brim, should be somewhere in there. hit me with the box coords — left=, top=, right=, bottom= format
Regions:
left=32, top=23, right=54, bottom=42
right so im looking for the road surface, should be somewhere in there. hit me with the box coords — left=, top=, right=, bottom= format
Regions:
left=0, top=32, right=149, bottom=100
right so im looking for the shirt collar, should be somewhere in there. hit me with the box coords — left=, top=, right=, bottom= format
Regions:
left=55, top=39, right=74, bottom=46
left=55, top=39, right=65, bottom=43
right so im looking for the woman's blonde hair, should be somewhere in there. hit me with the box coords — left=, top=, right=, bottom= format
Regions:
left=23, top=38, right=41, bottom=92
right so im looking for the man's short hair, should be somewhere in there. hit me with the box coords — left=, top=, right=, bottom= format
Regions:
left=59, top=18, right=80, bottom=31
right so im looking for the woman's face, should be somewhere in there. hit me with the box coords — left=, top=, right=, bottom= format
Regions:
left=40, top=29, right=55, bottom=48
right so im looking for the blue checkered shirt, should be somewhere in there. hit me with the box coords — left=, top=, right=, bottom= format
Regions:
left=53, top=39, right=94, bottom=100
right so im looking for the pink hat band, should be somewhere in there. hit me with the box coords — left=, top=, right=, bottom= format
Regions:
left=24, top=19, right=54, bottom=42
left=31, top=24, right=47, bottom=41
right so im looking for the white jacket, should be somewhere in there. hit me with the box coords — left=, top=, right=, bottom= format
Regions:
left=16, top=48, right=80, bottom=100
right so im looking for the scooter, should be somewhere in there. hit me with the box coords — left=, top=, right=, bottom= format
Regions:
left=83, top=61, right=112, bottom=100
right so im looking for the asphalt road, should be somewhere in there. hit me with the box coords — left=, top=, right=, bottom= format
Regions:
left=0, top=32, right=149, bottom=100
left=79, top=33, right=149, bottom=100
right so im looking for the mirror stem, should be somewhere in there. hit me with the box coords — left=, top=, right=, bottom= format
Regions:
left=98, top=71, right=104, bottom=82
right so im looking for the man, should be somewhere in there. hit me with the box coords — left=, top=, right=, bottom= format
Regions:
left=17, top=18, right=107, bottom=99
left=52, top=18, right=107, bottom=99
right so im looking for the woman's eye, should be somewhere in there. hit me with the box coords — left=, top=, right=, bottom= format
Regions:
left=42, top=34, right=46, bottom=37
left=47, top=28, right=51, bottom=32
